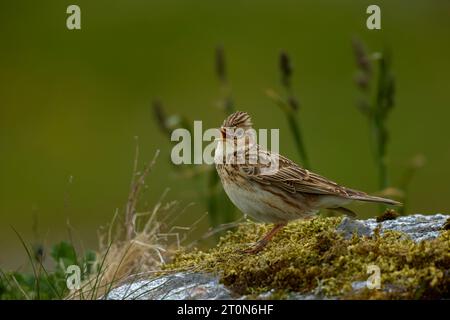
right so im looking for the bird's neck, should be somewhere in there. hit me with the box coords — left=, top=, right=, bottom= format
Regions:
left=214, top=140, right=261, bottom=165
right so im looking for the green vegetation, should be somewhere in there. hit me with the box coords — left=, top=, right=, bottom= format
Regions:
left=0, top=241, right=95, bottom=300
left=165, top=217, right=450, bottom=299
left=0, top=151, right=181, bottom=300
left=352, top=39, right=425, bottom=214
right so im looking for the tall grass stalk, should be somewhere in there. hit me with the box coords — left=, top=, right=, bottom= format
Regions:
left=352, top=39, right=395, bottom=210
left=208, top=45, right=237, bottom=226
left=215, top=45, right=234, bottom=114
left=12, top=227, right=41, bottom=299
left=268, top=51, right=311, bottom=169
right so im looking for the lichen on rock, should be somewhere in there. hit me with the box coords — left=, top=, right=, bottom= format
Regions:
left=164, top=216, right=450, bottom=299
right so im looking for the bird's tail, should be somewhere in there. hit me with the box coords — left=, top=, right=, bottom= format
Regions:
left=350, top=194, right=402, bottom=206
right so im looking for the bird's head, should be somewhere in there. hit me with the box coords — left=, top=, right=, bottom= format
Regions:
left=219, top=111, right=254, bottom=144
left=214, top=111, right=257, bottom=164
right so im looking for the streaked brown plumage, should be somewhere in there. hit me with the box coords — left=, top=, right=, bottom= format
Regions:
left=214, top=111, right=401, bottom=253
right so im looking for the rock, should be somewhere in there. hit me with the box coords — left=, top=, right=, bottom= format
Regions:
left=104, top=272, right=328, bottom=300
left=105, top=214, right=449, bottom=300
left=336, top=217, right=372, bottom=239
left=104, top=272, right=233, bottom=300
left=337, top=214, right=448, bottom=242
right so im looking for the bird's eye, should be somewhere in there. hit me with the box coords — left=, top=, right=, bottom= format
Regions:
left=235, top=128, right=244, bottom=138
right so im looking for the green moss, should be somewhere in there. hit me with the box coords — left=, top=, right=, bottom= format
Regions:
left=164, top=217, right=450, bottom=299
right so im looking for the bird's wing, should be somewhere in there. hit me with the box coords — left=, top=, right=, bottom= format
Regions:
left=240, top=150, right=365, bottom=198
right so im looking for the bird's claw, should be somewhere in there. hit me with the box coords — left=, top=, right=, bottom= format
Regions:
left=237, top=240, right=268, bottom=254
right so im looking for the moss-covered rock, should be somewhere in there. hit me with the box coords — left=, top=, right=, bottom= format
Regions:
left=164, top=216, right=450, bottom=299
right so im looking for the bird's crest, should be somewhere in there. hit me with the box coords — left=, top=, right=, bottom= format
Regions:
left=222, top=111, right=253, bottom=129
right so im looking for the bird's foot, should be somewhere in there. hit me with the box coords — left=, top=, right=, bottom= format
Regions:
left=238, top=239, right=269, bottom=254
left=237, top=223, right=286, bottom=254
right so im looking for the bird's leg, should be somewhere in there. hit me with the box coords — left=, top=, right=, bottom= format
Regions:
left=240, top=223, right=287, bottom=254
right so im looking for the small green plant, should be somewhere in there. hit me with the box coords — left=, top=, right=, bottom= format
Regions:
left=267, top=51, right=311, bottom=169
left=0, top=239, right=96, bottom=300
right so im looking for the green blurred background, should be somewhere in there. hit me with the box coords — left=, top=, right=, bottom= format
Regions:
left=1, top=0, right=449, bottom=268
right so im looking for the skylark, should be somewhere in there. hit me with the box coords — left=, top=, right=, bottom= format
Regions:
left=214, top=111, right=401, bottom=253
